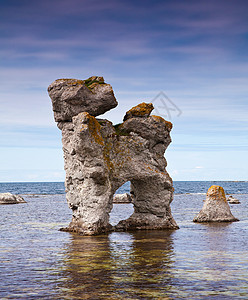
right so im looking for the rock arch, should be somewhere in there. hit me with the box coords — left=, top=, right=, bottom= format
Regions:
left=48, top=76, right=178, bottom=235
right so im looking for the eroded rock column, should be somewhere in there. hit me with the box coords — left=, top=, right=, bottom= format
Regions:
left=48, top=76, right=178, bottom=235
left=193, top=185, right=239, bottom=222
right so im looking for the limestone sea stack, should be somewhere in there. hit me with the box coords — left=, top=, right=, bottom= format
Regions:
left=0, top=193, right=26, bottom=204
left=193, top=185, right=239, bottom=222
left=48, top=76, right=178, bottom=235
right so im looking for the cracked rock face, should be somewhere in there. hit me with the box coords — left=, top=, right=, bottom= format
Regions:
left=193, top=185, right=239, bottom=222
left=48, top=76, right=178, bottom=235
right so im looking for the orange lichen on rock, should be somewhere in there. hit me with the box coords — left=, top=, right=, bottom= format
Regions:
left=150, top=115, right=173, bottom=131
left=87, top=114, right=104, bottom=146
left=55, top=78, right=85, bottom=86
left=207, top=185, right=227, bottom=202
left=85, top=76, right=104, bottom=84
left=123, top=102, right=154, bottom=121
left=102, top=139, right=115, bottom=172
left=193, top=185, right=238, bottom=223
left=84, top=76, right=105, bottom=90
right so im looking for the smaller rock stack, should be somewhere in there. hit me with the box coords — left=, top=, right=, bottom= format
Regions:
left=227, top=195, right=240, bottom=204
left=193, top=185, right=239, bottom=222
left=0, top=193, right=26, bottom=204
left=113, top=193, right=132, bottom=203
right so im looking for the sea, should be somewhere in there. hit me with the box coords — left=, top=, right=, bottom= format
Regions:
left=0, top=181, right=247, bottom=299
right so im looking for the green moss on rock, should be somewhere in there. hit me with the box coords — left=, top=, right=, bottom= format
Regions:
left=114, top=123, right=129, bottom=136
left=84, top=76, right=105, bottom=90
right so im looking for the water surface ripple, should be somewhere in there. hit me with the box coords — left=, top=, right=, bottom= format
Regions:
left=0, top=187, right=247, bottom=299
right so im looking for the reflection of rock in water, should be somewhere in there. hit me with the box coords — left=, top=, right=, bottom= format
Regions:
left=57, top=235, right=113, bottom=299
left=57, top=231, right=175, bottom=299
left=48, top=76, right=178, bottom=235
left=197, top=222, right=240, bottom=284
left=109, top=231, right=175, bottom=299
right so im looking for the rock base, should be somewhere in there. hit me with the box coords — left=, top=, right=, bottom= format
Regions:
left=60, top=222, right=113, bottom=235
left=114, top=214, right=179, bottom=231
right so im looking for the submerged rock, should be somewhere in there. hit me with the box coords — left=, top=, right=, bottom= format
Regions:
left=227, top=195, right=240, bottom=204
left=193, top=185, right=238, bottom=223
left=0, top=193, right=26, bottom=204
left=113, top=193, right=132, bottom=203
left=48, top=76, right=178, bottom=235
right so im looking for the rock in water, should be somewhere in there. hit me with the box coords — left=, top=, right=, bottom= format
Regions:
left=193, top=185, right=238, bottom=222
left=113, top=193, right=132, bottom=203
left=48, top=76, right=178, bottom=235
left=227, top=195, right=240, bottom=204
left=0, top=193, right=26, bottom=204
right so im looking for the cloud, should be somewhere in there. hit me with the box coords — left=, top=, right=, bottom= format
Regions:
left=0, top=0, right=248, bottom=181
left=0, top=49, right=68, bottom=61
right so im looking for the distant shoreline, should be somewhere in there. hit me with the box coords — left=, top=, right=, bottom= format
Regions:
left=0, top=180, right=247, bottom=183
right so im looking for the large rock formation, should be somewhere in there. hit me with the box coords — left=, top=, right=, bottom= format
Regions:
left=193, top=185, right=239, bottom=222
left=48, top=76, right=178, bottom=235
left=0, top=193, right=26, bottom=204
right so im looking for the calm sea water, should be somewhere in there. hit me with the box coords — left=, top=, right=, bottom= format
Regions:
left=0, top=181, right=248, bottom=299
left=0, top=180, right=247, bottom=195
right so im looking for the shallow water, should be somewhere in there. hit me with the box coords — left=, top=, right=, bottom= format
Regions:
left=0, top=192, right=248, bottom=299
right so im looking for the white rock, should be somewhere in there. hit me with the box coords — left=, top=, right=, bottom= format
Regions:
left=0, top=193, right=26, bottom=204
left=113, top=193, right=132, bottom=203
left=227, top=195, right=240, bottom=204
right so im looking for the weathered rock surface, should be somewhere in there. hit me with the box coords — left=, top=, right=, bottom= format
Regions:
left=113, top=193, right=132, bottom=203
left=48, top=76, right=118, bottom=122
left=123, top=102, right=154, bottom=121
left=48, top=76, right=178, bottom=235
left=0, top=193, right=26, bottom=204
left=227, top=195, right=240, bottom=204
left=193, top=185, right=238, bottom=222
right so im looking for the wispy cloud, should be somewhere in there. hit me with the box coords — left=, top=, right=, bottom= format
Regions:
left=0, top=0, right=247, bottom=181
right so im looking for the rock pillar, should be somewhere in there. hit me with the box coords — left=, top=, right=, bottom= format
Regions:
left=193, top=185, right=239, bottom=222
left=48, top=76, right=178, bottom=235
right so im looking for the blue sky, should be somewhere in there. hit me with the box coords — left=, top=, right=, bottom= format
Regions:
left=0, top=0, right=247, bottom=182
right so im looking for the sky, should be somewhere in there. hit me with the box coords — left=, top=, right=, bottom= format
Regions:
left=0, top=0, right=247, bottom=182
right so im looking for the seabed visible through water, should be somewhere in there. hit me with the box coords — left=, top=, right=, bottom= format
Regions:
left=0, top=189, right=248, bottom=299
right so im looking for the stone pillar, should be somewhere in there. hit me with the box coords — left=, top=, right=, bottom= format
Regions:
left=48, top=77, right=178, bottom=235
left=193, top=185, right=239, bottom=222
